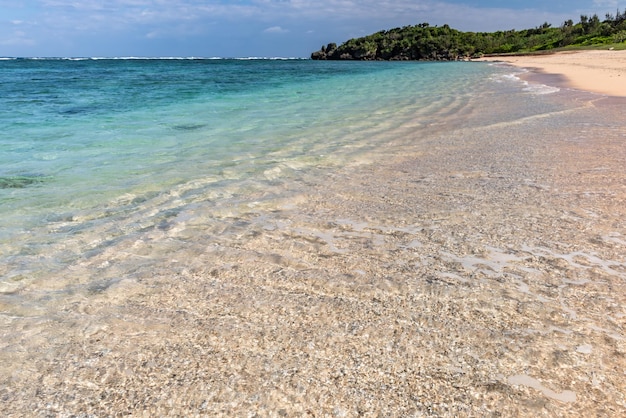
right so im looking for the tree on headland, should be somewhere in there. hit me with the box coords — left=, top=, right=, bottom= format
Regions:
left=311, top=11, right=626, bottom=60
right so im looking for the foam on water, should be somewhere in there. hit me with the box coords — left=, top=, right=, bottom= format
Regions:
left=491, top=69, right=560, bottom=95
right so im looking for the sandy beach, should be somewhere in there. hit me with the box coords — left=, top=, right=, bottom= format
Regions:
left=1, top=59, right=625, bottom=416
left=476, top=49, right=626, bottom=97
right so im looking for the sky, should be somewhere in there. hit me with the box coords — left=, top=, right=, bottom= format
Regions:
left=1, top=1, right=622, bottom=58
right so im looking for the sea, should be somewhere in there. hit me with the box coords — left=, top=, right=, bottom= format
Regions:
left=4, top=56, right=626, bottom=414
left=0, top=57, right=597, bottom=316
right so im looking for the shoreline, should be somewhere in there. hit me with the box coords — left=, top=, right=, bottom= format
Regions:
left=475, top=49, right=626, bottom=97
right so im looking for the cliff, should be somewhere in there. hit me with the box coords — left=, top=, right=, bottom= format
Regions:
left=311, top=24, right=471, bottom=61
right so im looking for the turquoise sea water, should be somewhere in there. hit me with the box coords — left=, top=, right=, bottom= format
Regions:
left=1, top=58, right=564, bottom=307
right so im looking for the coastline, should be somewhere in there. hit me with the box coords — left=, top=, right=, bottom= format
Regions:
left=475, top=49, right=626, bottom=97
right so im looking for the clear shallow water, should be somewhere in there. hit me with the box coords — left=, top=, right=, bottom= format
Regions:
left=4, top=58, right=626, bottom=416
left=0, top=58, right=564, bottom=306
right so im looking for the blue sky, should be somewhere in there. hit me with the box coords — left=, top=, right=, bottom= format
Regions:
left=1, top=1, right=622, bottom=57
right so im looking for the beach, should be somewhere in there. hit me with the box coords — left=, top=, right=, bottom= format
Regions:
left=476, top=49, right=626, bottom=97
left=1, top=59, right=625, bottom=416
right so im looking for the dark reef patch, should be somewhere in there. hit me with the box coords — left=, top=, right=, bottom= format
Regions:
left=0, top=175, right=48, bottom=189
left=172, top=123, right=206, bottom=131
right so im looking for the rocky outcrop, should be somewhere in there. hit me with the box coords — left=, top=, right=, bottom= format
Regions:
left=310, top=43, right=338, bottom=60
left=310, top=24, right=484, bottom=61
left=310, top=44, right=466, bottom=61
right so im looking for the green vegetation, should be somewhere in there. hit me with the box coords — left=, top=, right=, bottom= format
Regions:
left=311, top=10, right=626, bottom=60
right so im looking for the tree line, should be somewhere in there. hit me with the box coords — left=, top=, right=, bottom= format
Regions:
left=311, top=10, right=626, bottom=60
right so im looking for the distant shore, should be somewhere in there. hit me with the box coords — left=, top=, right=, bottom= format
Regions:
left=475, top=49, right=626, bottom=97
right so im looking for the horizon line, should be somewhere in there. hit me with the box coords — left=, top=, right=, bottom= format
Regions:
left=0, top=56, right=311, bottom=61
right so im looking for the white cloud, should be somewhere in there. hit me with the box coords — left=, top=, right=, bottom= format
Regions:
left=4, top=1, right=582, bottom=34
left=264, top=26, right=289, bottom=34
left=593, top=0, right=619, bottom=8
left=0, top=31, right=36, bottom=46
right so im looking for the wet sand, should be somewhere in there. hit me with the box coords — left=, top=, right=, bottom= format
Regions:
left=2, top=86, right=626, bottom=415
left=476, top=50, right=626, bottom=97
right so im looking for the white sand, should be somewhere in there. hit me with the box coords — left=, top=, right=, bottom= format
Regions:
left=477, top=50, right=626, bottom=97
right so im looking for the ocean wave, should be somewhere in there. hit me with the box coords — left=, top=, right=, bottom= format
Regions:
left=491, top=71, right=559, bottom=95
left=522, top=81, right=560, bottom=95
